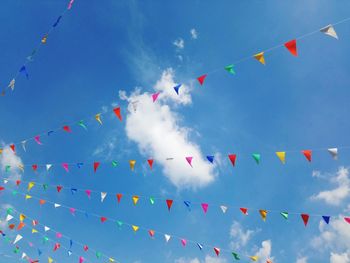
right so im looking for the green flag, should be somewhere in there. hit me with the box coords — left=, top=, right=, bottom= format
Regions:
left=78, top=120, right=87, bottom=130
left=5, top=165, right=10, bottom=173
left=252, top=153, right=261, bottom=164
left=12, top=191, right=18, bottom=196
left=112, top=161, right=118, bottom=167
left=150, top=197, right=155, bottom=205
left=96, top=252, right=102, bottom=259
left=7, top=208, right=13, bottom=215
left=232, top=252, right=240, bottom=260
left=281, top=212, right=289, bottom=219
left=116, top=221, right=123, bottom=228
left=43, top=236, right=49, bottom=244
left=225, top=64, right=235, bottom=75
left=43, top=184, right=48, bottom=190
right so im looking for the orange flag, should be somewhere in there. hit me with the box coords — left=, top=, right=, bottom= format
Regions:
left=302, top=150, right=312, bottom=162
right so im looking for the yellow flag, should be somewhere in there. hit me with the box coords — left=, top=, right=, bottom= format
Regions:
left=95, top=113, right=102, bottom=125
left=129, top=160, right=136, bottom=171
left=25, top=195, right=32, bottom=200
left=250, top=256, right=259, bottom=261
left=0, top=148, right=3, bottom=154
left=32, top=229, right=38, bottom=234
left=19, top=214, right=26, bottom=222
left=254, top=52, right=265, bottom=65
left=132, top=195, right=139, bottom=205
left=109, top=258, right=115, bottom=262
left=48, top=257, right=53, bottom=263
left=41, top=35, right=48, bottom=44
left=132, top=225, right=139, bottom=232
left=275, top=152, right=286, bottom=164
left=259, top=209, right=267, bottom=221
left=27, top=182, right=35, bottom=192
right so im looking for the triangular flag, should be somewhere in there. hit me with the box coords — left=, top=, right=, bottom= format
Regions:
left=39, top=199, right=46, bottom=205
left=25, top=195, right=32, bottom=200
left=112, top=160, right=118, bottom=167
left=148, top=230, right=155, bottom=237
left=228, top=154, right=237, bottom=166
left=197, top=74, right=207, bottom=85
left=166, top=200, right=173, bottom=211
left=100, top=217, right=107, bottom=223
left=328, top=148, right=338, bottom=160
left=284, top=39, right=297, bottom=56
left=232, top=252, right=240, bottom=260
left=220, top=205, right=228, bottom=213
left=197, top=243, right=203, bottom=250
left=71, top=188, right=77, bottom=195
left=27, top=182, right=35, bottom=192
left=113, top=107, right=122, bottom=121
left=78, top=120, right=87, bottom=130
left=281, top=212, right=289, bottom=220
left=69, top=208, right=76, bottom=215
left=8, top=79, right=15, bottom=91
left=32, top=164, right=38, bottom=172
left=79, top=257, right=85, bottom=263
left=181, top=239, right=187, bottom=246
left=301, top=214, right=309, bottom=226
left=164, top=234, right=171, bottom=242
left=302, top=150, right=312, bottom=162
left=21, top=140, right=26, bottom=152
left=34, top=136, right=43, bottom=145
left=21, top=253, right=27, bottom=260
left=214, top=247, right=220, bottom=256
left=276, top=152, right=286, bottom=164
left=17, top=222, right=25, bottom=230
left=322, top=216, right=330, bottom=224
left=44, top=226, right=50, bottom=232
left=46, top=164, right=52, bottom=171
left=344, top=217, right=350, bottom=224
left=85, top=190, right=91, bottom=199
left=6, top=215, right=13, bottom=221
left=48, top=257, right=53, bottom=263
left=224, top=64, right=235, bottom=75
left=96, top=252, right=102, bottom=259
left=62, top=163, right=69, bottom=172
left=201, top=203, right=209, bottom=213
left=252, top=153, right=261, bottom=164
left=254, top=52, right=265, bottom=65
left=184, top=201, right=191, bottom=211
left=150, top=197, right=155, bottom=205
left=63, top=125, right=71, bottom=132
left=13, top=234, right=22, bottom=244
left=95, top=113, right=103, bottom=125
left=101, top=192, right=107, bottom=202
left=132, top=195, right=139, bottom=205
left=54, top=203, right=61, bottom=208
left=129, top=160, right=136, bottom=171
left=174, top=84, right=182, bottom=95
left=41, top=35, right=48, bottom=43
left=116, top=221, right=123, bottom=227
left=16, top=181, right=21, bottom=187
left=94, top=162, right=100, bottom=172
left=259, top=209, right=267, bottom=221
left=185, top=156, right=193, bottom=167
left=10, top=144, right=15, bottom=153
left=320, top=24, right=338, bottom=39
left=250, top=256, right=259, bottom=261
left=53, top=243, right=61, bottom=251
left=19, top=214, right=26, bottom=222
left=152, top=92, right=160, bottom=102
left=207, top=155, right=214, bottom=163
left=116, top=193, right=123, bottom=203
left=240, top=207, right=248, bottom=215
left=32, top=229, right=38, bottom=234
left=147, top=159, right=154, bottom=170
left=132, top=225, right=139, bottom=232
left=56, top=186, right=62, bottom=193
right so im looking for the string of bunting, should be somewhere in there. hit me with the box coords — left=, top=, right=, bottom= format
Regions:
left=3, top=189, right=271, bottom=262
left=1, top=147, right=343, bottom=174
left=1, top=0, right=75, bottom=96
left=2, top=208, right=118, bottom=263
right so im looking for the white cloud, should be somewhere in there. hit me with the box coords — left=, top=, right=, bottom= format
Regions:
left=311, top=167, right=350, bottom=206
left=0, top=146, right=23, bottom=181
left=190, top=28, right=198, bottom=39
left=255, top=240, right=273, bottom=263
left=230, top=220, right=255, bottom=250
left=120, top=68, right=216, bottom=189
left=175, top=256, right=226, bottom=263
left=173, top=38, right=185, bottom=49
left=296, top=256, right=308, bottom=263
left=330, top=252, right=350, bottom=263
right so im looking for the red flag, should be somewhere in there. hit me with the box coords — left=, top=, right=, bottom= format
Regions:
left=63, top=125, right=71, bottom=132
left=100, top=217, right=107, bottom=223
left=32, top=220, right=38, bottom=226
left=113, top=107, right=122, bottom=121
left=116, top=193, right=123, bottom=203
left=301, top=214, right=309, bottom=226
left=148, top=230, right=155, bottom=237
left=39, top=199, right=46, bottom=205
left=344, top=217, right=350, bottom=224
left=16, top=180, right=21, bottom=186
left=302, top=150, right=312, bottom=162
left=197, top=74, right=207, bottom=85
left=228, top=154, right=237, bottom=166
left=166, top=200, right=173, bottom=211
left=284, top=39, right=297, bottom=56
left=32, top=164, right=38, bottom=172
left=56, top=186, right=62, bottom=193
left=147, top=159, right=154, bottom=170
left=53, top=243, right=60, bottom=251
left=83, top=245, right=88, bottom=251
left=0, top=186, right=4, bottom=191
left=240, top=207, right=248, bottom=215
left=93, top=162, right=100, bottom=172
left=9, top=224, right=15, bottom=230
left=10, top=144, right=15, bottom=153
left=214, top=247, right=220, bottom=256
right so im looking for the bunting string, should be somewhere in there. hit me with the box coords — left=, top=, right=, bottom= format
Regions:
left=1, top=0, right=76, bottom=96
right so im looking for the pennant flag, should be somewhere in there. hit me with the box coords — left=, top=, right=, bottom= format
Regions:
left=94, top=162, right=100, bottom=172
left=83, top=245, right=88, bottom=251
left=48, top=258, right=53, bottom=263
left=320, top=24, right=338, bottom=39
left=62, top=163, right=69, bottom=172
left=43, top=184, right=48, bottom=190
left=9, top=224, right=15, bottom=229
left=13, top=234, right=22, bottom=244
left=32, top=220, right=38, bottom=226
left=85, top=190, right=91, bottom=199
left=174, top=84, right=182, bottom=95
left=39, top=199, right=46, bottom=205
left=328, top=148, right=338, bottom=160
left=132, top=195, right=139, bottom=205
left=41, top=35, right=48, bottom=44
left=16, top=180, right=21, bottom=186
left=53, top=243, right=61, bottom=251
left=56, top=186, right=62, bottom=193
left=27, top=182, right=35, bottom=192
left=19, top=214, right=26, bottom=222
left=8, top=79, right=15, bottom=91
left=281, top=212, right=289, bottom=220
left=207, top=155, right=214, bottom=163
left=240, top=207, right=248, bottom=215
left=181, top=239, right=187, bottom=246
left=129, top=160, right=136, bottom=171
left=322, top=216, right=330, bottom=224
left=56, top=233, right=62, bottom=238
left=77, top=120, right=87, bottom=130
left=116, top=193, right=123, bottom=203
left=132, top=225, right=139, bottom=232
left=67, top=0, right=75, bottom=9
left=34, top=136, right=43, bottom=145
left=228, top=154, right=237, bottom=166
left=152, top=92, right=160, bottom=103
left=224, top=64, right=235, bottom=75
left=150, top=197, right=155, bottom=205
left=254, top=52, right=265, bottom=65
left=302, top=150, right=312, bottom=162
left=6, top=215, right=13, bottom=221
left=344, top=217, right=350, bottom=224
left=10, top=144, right=15, bottom=153
left=214, top=247, right=220, bottom=256
left=112, top=160, right=118, bottom=167
left=259, top=209, right=267, bottom=221
left=5, top=165, right=10, bottom=172
left=148, top=230, right=155, bottom=237
left=220, top=205, right=228, bottom=213
left=284, top=39, right=297, bottom=56
left=252, top=153, right=261, bottom=164
left=17, top=222, right=25, bottom=230
left=164, top=234, right=171, bottom=243
left=276, top=152, right=286, bottom=164
left=69, top=208, right=76, bottom=215
left=44, top=226, right=50, bottom=232
left=197, top=243, right=203, bottom=250
left=101, top=192, right=107, bottom=202
left=166, top=199, right=173, bottom=211
left=201, top=203, right=209, bottom=213
left=95, top=113, right=102, bottom=125
left=63, top=125, right=71, bottom=133
left=100, top=217, right=107, bottom=223
left=70, top=188, right=77, bottom=195
left=31, top=164, right=38, bottom=172
left=19, top=65, right=29, bottom=79
left=21, top=252, right=27, bottom=260
left=52, top=15, right=62, bottom=27
left=116, top=221, right=123, bottom=227
left=96, top=252, right=102, bottom=259
left=301, top=214, right=310, bottom=226
left=113, top=107, right=122, bottom=121
left=184, top=201, right=191, bottom=211
left=46, top=164, right=52, bottom=171
left=54, top=203, right=61, bottom=208
left=47, top=131, right=54, bottom=136
left=147, top=159, right=154, bottom=170
left=185, top=156, right=193, bottom=167
left=32, top=229, right=38, bottom=234
left=250, top=256, right=259, bottom=262
left=232, top=252, right=240, bottom=260
left=197, top=74, right=207, bottom=85
left=25, top=195, right=32, bottom=200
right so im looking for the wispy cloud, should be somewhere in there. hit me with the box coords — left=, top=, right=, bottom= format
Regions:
left=190, top=28, right=198, bottom=39
left=173, top=38, right=185, bottom=49
left=229, top=220, right=256, bottom=250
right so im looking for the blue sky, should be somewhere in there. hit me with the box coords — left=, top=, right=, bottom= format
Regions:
left=1, top=0, right=350, bottom=262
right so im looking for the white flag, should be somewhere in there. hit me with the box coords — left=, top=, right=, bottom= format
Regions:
left=13, top=234, right=22, bottom=244
left=320, top=24, right=338, bottom=39
left=101, top=192, right=107, bottom=202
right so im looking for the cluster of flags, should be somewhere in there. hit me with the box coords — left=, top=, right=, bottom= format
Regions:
left=1, top=147, right=340, bottom=174
left=2, top=0, right=75, bottom=96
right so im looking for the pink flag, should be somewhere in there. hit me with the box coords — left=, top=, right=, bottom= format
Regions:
left=85, top=190, right=91, bottom=199
left=34, top=136, right=42, bottom=145
left=69, top=208, right=76, bottom=216
left=56, top=233, right=62, bottom=238
left=152, top=92, right=160, bottom=102
left=79, top=257, right=84, bottom=263
left=344, top=217, right=350, bottom=224
left=181, top=239, right=187, bottom=246
left=201, top=203, right=209, bottom=213
left=185, top=157, right=193, bottom=167
left=62, top=163, right=69, bottom=172
left=67, top=0, right=75, bottom=10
